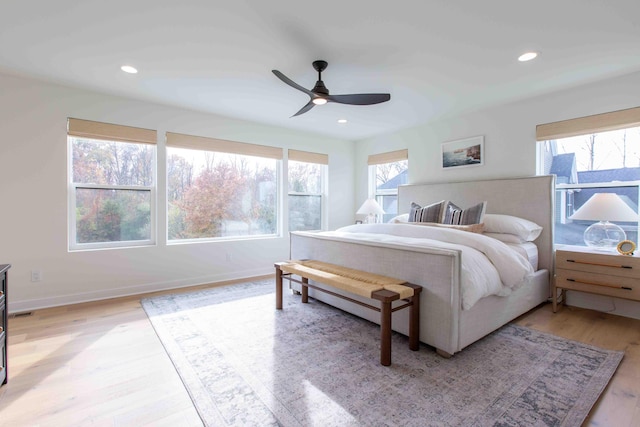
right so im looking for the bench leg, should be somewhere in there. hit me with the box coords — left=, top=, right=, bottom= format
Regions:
left=380, top=300, right=392, bottom=366
left=409, top=295, right=420, bottom=351
left=301, top=277, right=309, bottom=303
left=275, top=264, right=283, bottom=310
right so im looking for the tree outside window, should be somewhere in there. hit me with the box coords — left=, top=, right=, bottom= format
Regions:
left=288, top=160, right=325, bottom=231
left=70, top=137, right=155, bottom=249
left=167, top=147, right=278, bottom=241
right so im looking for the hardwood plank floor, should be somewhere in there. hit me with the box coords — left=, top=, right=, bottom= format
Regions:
left=1, top=281, right=639, bottom=426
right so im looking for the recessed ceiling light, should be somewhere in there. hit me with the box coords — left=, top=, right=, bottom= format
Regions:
left=120, top=65, right=138, bottom=74
left=337, top=119, right=348, bottom=124
left=518, top=52, right=538, bottom=62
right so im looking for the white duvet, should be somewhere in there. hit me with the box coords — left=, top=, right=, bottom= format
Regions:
left=317, top=223, right=535, bottom=310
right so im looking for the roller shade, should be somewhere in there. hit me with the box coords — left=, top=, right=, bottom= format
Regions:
left=288, top=149, right=328, bottom=165
left=536, top=106, right=640, bottom=141
left=68, top=118, right=157, bottom=144
left=367, top=149, right=408, bottom=165
left=166, top=132, right=283, bottom=159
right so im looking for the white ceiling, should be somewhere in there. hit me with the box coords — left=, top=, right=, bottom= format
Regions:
left=2, top=1, right=639, bottom=141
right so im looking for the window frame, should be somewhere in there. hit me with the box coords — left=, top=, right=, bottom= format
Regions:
left=68, top=182, right=157, bottom=251
left=165, top=132, right=283, bottom=243
left=67, top=128, right=157, bottom=251
left=536, top=108, right=640, bottom=247
left=367, top=149, right=408, bottom=223
left=287, top=150, right=328, bottom=232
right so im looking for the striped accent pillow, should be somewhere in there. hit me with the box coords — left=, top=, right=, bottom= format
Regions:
left=443, top=201, right=487, bottom=225
left=409, top=201, right=446, bottom=223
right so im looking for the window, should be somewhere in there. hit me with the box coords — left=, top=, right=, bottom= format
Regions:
left=368, top=149, right=408, bottom=223
left=537, top=107, right=640, bottom=246
left=166, top=132, right=282, bottom=241
left=68, top=118, right=156, bottom=250
left=288, top=149, right=328, bottom=231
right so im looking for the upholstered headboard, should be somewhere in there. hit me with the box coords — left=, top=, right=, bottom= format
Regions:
left=398, top=175, right=555, bottom=273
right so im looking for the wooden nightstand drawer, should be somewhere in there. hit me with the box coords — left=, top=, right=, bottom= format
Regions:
left=555, top=269, right=640, bottom=301
left=553, top=247, right=640, bottom=312
left=556, top=250, right=640, bottom=279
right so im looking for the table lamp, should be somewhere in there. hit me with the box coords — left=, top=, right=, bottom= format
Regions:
left=569, top=193, right=638, bottom=250
left=357, top=198, right=385, bottom=223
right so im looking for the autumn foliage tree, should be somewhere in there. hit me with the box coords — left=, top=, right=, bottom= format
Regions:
left=167, top=150, right=277, bottom=240
left=71, top=138, right=153, bottom=244
left=178, top=163, right=245, bottom=238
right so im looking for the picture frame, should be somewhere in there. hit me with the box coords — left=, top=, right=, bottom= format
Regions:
left=442, top=135, right=484, bottom=169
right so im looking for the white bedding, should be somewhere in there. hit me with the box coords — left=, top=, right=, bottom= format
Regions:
left=505, top=241, right=539, bottom=271
left=320, top=223, right=535, bottom=310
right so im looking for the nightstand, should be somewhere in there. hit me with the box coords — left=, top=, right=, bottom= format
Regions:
left=553, top=245, right=640, bottom=312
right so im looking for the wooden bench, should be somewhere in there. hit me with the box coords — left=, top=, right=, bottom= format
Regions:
left=274, top=260, right=422, bottom=366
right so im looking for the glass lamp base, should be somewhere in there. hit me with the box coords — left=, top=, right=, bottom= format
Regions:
left=583, top=221, right=626, bottom=251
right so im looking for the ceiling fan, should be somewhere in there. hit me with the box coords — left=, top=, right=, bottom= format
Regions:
left=272, top=60, right=391, bottom=117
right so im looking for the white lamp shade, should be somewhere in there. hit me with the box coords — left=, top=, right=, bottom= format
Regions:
left=569, top=193, right=638, bottom=222
left=357, top=198, right=385, bottom=215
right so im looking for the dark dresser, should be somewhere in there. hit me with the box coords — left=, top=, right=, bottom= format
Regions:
left=1, top=264, right=9, bottom=386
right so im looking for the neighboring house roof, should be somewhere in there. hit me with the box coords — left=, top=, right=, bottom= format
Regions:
left=550, top=153, right=577, bottom=184
left=577, top=168, right=640, bottom=183
left=378, top=169, right=408, bottom=190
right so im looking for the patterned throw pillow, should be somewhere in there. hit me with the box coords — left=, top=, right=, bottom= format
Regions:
left=443, top=201, right=487, bottom=225
left=409, top=200, right=446, bottom=223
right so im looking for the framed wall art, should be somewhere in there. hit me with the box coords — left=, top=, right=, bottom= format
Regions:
left=441, top=135, right=484, bottom=169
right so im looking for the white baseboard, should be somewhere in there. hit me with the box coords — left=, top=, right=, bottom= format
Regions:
left=8, top=267, right=273, bottom=314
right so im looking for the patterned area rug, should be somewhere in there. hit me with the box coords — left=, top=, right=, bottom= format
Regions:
left=141, top=280, right=623, bottom=427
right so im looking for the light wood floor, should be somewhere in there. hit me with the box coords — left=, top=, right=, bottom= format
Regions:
left=1, top=281, right=639, bottom=427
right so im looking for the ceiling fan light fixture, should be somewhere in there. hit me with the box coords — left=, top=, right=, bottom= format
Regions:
left=120, top=65, right=138, bottom=74
left=312, top=97, right=328, bottom=105
left=518, top=52, right=538, bottom=62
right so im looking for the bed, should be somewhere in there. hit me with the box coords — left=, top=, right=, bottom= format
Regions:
left=288, top=175, right=555, bottom=356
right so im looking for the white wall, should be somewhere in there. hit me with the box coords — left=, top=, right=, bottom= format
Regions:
left=0, top=72, right=355, bottom=312
left=355, top=70, right=640, bottom=320
left=4, top=68, right=639, bottom=318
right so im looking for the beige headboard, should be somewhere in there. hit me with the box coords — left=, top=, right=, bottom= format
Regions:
left=398, top=175, right=555, bottom=273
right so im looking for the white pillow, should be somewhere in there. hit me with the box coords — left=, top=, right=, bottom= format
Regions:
left=483, top=214, right=543, bottom=242
left=483, top=232, right=524, bottom=244
left=388, top=213, right=409, bottom=223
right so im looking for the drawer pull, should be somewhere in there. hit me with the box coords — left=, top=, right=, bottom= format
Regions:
left=566, top=278, right=633, bottom=290
left=567, top=259, right=633, bottom=269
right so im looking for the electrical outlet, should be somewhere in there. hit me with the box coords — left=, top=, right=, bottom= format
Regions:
left=31, top=270, right=42, bottom=282
left=226, top=252, right=233, bottom=262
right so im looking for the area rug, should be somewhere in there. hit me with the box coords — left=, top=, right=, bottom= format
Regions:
left=141, top=280, right=623, bottom=427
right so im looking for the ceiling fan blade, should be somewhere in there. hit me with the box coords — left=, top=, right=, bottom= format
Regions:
left=291, top=100, right=315, bottom=117
left=327, top=93, right=390, bottom=105
left=272, top=70, right=315, bottom=97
